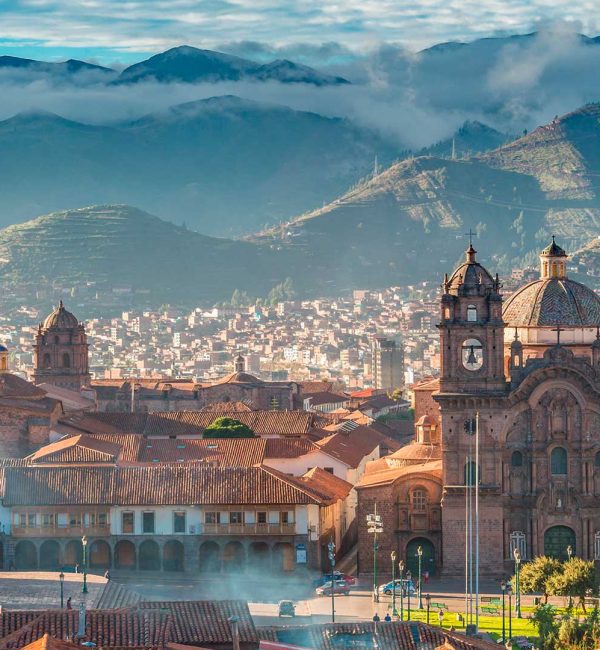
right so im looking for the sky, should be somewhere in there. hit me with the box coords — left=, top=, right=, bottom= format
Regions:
left=0, top=0, right=598, bottom=64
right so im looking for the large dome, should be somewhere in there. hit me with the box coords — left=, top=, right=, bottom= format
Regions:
left=42, top=300, right=79, bottom=330
left=503, top=278, right=600, bottom=327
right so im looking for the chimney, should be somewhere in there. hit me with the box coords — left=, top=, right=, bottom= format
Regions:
left=228, top=616, right=240, bottom=650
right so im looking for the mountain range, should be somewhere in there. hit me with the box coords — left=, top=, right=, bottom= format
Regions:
left=0, top=96, right=397, bottom=235
left=0, top=46, right=348, bottom=86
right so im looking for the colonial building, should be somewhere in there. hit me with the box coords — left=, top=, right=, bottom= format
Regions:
left=357, top=239, right=600, bottom=577
left=33, top=301, right=91, bottom=390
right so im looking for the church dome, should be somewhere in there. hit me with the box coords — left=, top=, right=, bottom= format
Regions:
left=503, top=278, right=600, bottom=327
left=42, top=300, right=79, bottom=330
left=503, top=238, right=600, bottom=328
left=447, top=245, right=496, bottom=293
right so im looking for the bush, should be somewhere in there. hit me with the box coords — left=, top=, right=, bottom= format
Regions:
left=202, top=417, right=256, bottom=438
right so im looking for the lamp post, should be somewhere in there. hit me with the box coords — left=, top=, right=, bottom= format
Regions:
left=417, top=545, right=423, bottom=609
left=391, top=551, right=397, bottom=618
left=59, top=570, right=65, bottom=608
left=425, top=594, right=431, bottom=625
left=81, top=535, right=88, bottom=594
left=328, top=540, right=336, bottom=623
left=507, top=583, right=513, bottom=641
left=399, top=560, right=404, bottom=621
left=500, top=580, right=506, bottom=643
left=367, top=508, right=383, bottom=602
left=513, top=548, right=521, bottom=619
left=566, top=544, right=573, bottom=609
left=407, top=572, right=412, bottom=621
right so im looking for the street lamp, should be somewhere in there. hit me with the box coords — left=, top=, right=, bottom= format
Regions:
left=425, top=594, right=431, bottom=625
left=391, top=551, right=397, bottom=618
left=407, top=571, right=412, bottom=621
left=417, top=545, right=423, bottom=609
left=566, top=544, right=573, bottom=609
left=507, top=582, right=513, bottom=641
left=399, top=560, right=405, bottom=621
left=81, top=535, right=88, bottom=594
left=500, top=580, right=506, bottom=643
left=59, top=570, right=65, bottom=608
left=328, top=540, right=336, bottom=623
left=367, top=508, right=383, bottom=602
left=513, top=548, right=521, bottom=618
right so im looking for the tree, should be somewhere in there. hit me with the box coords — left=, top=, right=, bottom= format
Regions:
left=517, top=555, right=562, bottom=603
left=547, top=557, right=598, bottom=612
left=202, top=417, right=256, bottom=439
left=531, top=604, right=559, bottom=649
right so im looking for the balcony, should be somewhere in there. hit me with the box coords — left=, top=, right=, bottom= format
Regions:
left=11, top=524, right=111, bottom=538
left=202, top=522, right=296, bottom=535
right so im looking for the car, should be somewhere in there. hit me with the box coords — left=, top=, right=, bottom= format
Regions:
left=278, top=600, right=296, bottom=617
left=377, top=579, right=416, bottom=596
left=315, top=580, right=351, bottom=596
left=313, top=571, right=356, bottom=587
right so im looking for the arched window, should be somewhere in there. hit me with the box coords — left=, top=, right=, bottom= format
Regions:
left=467, top=305, right=477, bottom=322
left=444, top=307, right=451, bottom=320
left=54, top=335, right=59, bottom=344
left=464, top=461, right=478, bottom=486
left=62, top=353, right=70, bottom=368
left=412, top=489, right=427, bottom=512
left=551, top=447, right=567, bottom=475
left=43, top=353, right=51, bottom=369
left=596, top=452, right=600, bottom=468
left=511, top=451, right=523, bottom=467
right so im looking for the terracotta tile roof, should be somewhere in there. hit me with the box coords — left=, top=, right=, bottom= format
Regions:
left=20, top=634, right=80, bottom=650
left=0, top=374, right=47, bottom=399
left=299, top=467, right=353, bottom=501
left=303, top=391, right=348, bottom=407
left=355, top=460, right=443, bottom=488
left=199, top=402, right=253, bottom=412
left=314, top=425, right=401, bottom=468
left=136, top=601, right=257, bottom=646
left=135, top=438, right=266, bottom=466
left=61, top=411, right=328, bottom=438
left=1, top=465, right=328, bottom=506
left=29, top=435, right=122, bottom=464
left=264, top=438, right=318, bottom=458
left=297, top=381, right=333, bottom=394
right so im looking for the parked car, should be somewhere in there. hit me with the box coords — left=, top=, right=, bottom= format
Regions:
left=313, top=571, right=356, bottom=587
left=315, top=580, right=351, bottom=596
left=278, top=600, right=296, bottom=617
left=377, top=579, right=416, bottom=596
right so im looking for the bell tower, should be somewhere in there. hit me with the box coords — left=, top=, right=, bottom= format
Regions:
left=33, top=301, right=91, bottom=390
left=438, top=244, right=506, bottom=393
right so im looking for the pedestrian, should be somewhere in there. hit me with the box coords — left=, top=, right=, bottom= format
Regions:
left=66, top=597, right=72, bottom=610
left=104, top=569, right=110, bottom=580
left=424, top=570, right=429, bottom=585
left=75, top=563, right=80, bottom=574
left=372, top=613, right=380, bottom=622
left=384, top=613, right=391, bottom=622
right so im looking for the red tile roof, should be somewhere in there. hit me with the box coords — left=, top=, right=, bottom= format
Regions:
left=314, top=426, right=401, bottom=468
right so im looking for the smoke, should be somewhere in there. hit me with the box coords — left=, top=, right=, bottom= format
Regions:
left=0, top=26, right=600, bottom=149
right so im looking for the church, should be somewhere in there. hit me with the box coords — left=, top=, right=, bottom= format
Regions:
left=357, top=238, right=600, bottom=578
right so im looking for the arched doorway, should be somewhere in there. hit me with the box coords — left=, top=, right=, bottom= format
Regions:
left=39, top=540, right=60, bottom=570
left=199, top=542, right=220, bottom=572
left=223, top=541, right=245, bottom=573
left=406, top=537, right=436, bottom=578
left=544, top=526, right=576, bottom=560
left=115, top=540, right=136, bottom=569
left=64, top=540, right=83, bottom=568
left=139, top=540, right=161, bottom=571
left=15, top=541, right=38, bottom=570
left=89, top=540, right=111, bottom=570
left=273, top=542, right=294, bottom=572
left=248, top=542, right=271, bottom=573
left=163, top=540, right=184, bottom=572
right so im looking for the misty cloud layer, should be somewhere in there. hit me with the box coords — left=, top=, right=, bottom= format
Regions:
left=1, top=28, right=600, bottom=149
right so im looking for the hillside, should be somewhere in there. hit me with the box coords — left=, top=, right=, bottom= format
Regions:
left=254, top=104, right=600, bottom=286
left=0, top=96, right=397, bottom=235
left=0, top=206, right=286, bottom=305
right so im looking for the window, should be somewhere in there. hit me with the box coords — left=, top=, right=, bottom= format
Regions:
left=41, top=513, right=55, bottom=528
left=62, top=353, right=70, bottom=368
left=412, top=489, right=427, bottom=512
left=54, top=335, right=60, bottom=344
left=204, top=511, right=221, bottom=525
left=551, top=447, right=567, bottom=475
left=464, top=461, right=478, bottom=486
left=511, top=451, right=523, bottom=467
left=27, top=513, right=37, bottom=528
left=230, top=511, right=243, bottom=524
left=98, top=512, right=108, bottom=527
left=43, top=353, right=51, bottom=368
left=467, top=305, right=477, bottom=322
left=595, top=452, right=600, bottom=468
left=17, top=512, right=26, bottom=528
left=122, top=511, right=134, bottom=534
left=142, top=512, right=155, bottom=533
left=173, top=511, right=186, bottom=534
left=280, top=511, right=291, bottom=524
left=324, top=467, right=334, bottom=474
left=257, top=511, right=267, bottom=524
left=69, top=513, right=81, bottom=527
left=510, top=531, right=527, bottom=560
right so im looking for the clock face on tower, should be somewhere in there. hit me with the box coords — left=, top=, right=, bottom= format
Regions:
left=462, top=338, right=484, bottom=371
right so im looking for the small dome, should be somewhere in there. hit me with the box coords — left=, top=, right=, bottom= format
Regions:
left=503, top=278, right=600, bottom=327
left=387, top=442, right=441, bottom=467
left=42, top=300, right=79, bottom=330
left=541, top=236, right=567, bottom=258
left=0, top=344, right=8, bottom=352
left=447, top=245, right=496, bottom=293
